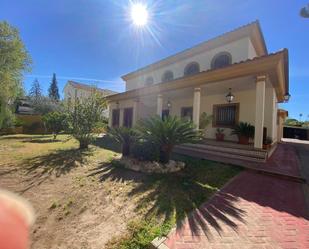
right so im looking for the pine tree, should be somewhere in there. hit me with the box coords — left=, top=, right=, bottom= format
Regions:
left=29, top=78, right=42, bottom=99
left=48, top=73, right=60, bottom=101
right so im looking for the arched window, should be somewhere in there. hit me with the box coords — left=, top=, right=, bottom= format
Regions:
left=211, top=52, right=232, bottom=69
left=161, top=70, right=174, bottom=82
left=184, top=62, right=200, bottom=76
left=145, top=76, right=154, bottom=86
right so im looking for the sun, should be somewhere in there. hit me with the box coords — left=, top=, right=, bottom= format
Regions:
left=130, top=3, right=149, bottom=26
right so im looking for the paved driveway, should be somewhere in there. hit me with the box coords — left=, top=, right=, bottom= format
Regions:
left=159, top=143, right=309, bottom=249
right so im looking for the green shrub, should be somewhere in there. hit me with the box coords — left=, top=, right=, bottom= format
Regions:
left=136, top=115, right=202, bottom=163
left=231, top=122, right=255, bottom=138
left=131, top=140, right=159, bottom=161
left=66, top=93, right=106, bottom=149
left=107, top=127, right=136, bottom=156
left=105, top=219, right=171, bottom=249
left=43, top=111, right=67, bottom=139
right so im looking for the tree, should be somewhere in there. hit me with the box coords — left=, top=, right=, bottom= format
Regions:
left=108, top=127, right=136, bottom=156
left=300, top=4, right=309, bottom=18
left=285, top=118, right=302, bottom=127
left=0, top=21, right=31, bottom=129
left=30, top=96, right=61, bottom=115
left=48, top=73, right=60, bottom=101
left=136, top=115, right=201, bottom=163
left=66, top=93, right=106, bottom=149
left=42, top=111, right=67, bottom=139
left=29, top=78, right=42, bottom=100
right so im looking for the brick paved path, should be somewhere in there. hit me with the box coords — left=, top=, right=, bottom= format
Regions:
left=161, top=145, right=309, bottom=249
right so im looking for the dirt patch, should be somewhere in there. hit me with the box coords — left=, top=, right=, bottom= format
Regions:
left=0, top=135, right=145, bottom=249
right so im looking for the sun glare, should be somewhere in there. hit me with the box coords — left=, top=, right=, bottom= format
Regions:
left=130, top=3, right=149, bottom=26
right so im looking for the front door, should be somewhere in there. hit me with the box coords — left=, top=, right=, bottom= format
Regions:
left=123, top=108, right=133, bottom=128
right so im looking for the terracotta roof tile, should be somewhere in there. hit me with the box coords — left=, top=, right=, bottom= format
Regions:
left=67, top=81, right=117, bottom=96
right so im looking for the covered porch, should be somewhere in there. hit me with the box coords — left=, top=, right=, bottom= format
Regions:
left=107, top=50, right=288, bottom=150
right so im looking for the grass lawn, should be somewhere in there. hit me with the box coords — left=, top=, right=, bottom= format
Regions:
left=0, top=134, right=241, bottom=249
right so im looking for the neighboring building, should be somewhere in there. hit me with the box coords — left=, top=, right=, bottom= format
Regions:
left=15, top=98, right=37, bottom=115
left=63, top=81, right=117, bottom=118
left=63, top=81, right=117, bottom=103
left=106, top=21, right=289, bottom=149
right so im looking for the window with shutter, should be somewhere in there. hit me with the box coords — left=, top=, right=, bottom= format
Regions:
left=123, top=108, right=133, bottom=128
left=181, top=107, right=193, bottom=121
left=112, top=109, right=120, bottom=127
left=213, top=103, right=239, bottom=128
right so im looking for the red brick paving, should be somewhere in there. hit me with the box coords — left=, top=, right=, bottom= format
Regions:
left=162, top=145, right=309, bottom=249
left=176, top=144, right=303, bottom=180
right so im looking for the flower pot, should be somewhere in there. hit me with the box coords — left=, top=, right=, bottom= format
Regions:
left=263, top=144, right=271, bottom=150
left=216, top=133, right=225, bottom=141
left=238, top=135, right=249, bottom=145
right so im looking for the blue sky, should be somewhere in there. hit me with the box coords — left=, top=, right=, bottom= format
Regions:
left=0, top=0, right=308, bottom=120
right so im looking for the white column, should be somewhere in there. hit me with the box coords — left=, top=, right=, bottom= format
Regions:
left=193, top=87, right=201, bottom=128
left=157, top=94, right=163, bottom=117
left=119, top=106, right=124, bottom=127
left=254, top=75, right=266, bottom=149
left=108, top=103, right=112, bottom=127
left=271, top=88, right=278, bottom=142
left=133, top=99, right=139, bottom=126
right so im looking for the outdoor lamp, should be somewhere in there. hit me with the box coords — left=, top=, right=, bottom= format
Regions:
left=226, top=88, right=234, bottom=103
left=167, top=100, right=172, bottom=109
left=283, top=93, right=291, bottom=102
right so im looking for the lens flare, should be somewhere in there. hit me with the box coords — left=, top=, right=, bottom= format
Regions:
left=130, top=3, right=149, bottom=26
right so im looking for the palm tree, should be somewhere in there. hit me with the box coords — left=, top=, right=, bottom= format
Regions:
left=136, top=115, right=202, bottom=163
left=108, top=127, right=136, bottom=156
left=199, top=112, right=213, bottom=137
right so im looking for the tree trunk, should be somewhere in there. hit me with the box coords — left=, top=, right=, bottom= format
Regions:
left=122, top=142, right=130, bottom=156
left=79, top=140, right=89, bottom=149
left=159, top=145, right=173, bottom=164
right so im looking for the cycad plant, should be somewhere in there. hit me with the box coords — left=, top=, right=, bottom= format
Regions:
left=199, top=112, right=213, bottom=137
left=108, top=126, right=136, bottom=156
left=231, top=122, right=255, bottom=145
left=136, top=115, right=202, bottom=163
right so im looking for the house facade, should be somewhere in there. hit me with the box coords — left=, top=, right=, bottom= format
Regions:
left=64, top=81, right=117, bottom=118
left=106, top=21, right=289, bottom=149
left=64, top=81, right=117, bottom=103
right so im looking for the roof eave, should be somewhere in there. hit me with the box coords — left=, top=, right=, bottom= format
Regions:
left=122, top=20, right=267, bottom=81
left=108, top=50, right=289, bottom=103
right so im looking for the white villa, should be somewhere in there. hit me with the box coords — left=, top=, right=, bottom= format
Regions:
left=63, top=81, right=117, bottom=103
left=106, top=21, right=289, bottom=151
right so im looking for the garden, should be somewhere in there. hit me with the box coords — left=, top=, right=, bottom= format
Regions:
left=0, top=94, right=242, bottom=249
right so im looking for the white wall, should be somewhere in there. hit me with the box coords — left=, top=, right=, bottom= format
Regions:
left=109, top=84, right=277, bottom=143
left=64, top=84, right=93, bottom=101
left=126, top=37, right=258, bottom=91
left=166, top=89, right=256, bottom=141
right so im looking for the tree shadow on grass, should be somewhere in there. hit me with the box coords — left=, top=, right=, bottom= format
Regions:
left=0, top=135, right=52, bottom=140
left=22, top=139, right=62, bottom=143
left=92, top=135, right=121, bottom=153
left=88, top=156, right=245, bottom=237
left=20, top=148, right=93, bottom=193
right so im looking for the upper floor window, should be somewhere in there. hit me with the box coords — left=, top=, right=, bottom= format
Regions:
left=184, top=62, right=200, bottom=76
left=211, top=52, right=232, bottom=69
left=161, top=70, right=174, bottom=82
left=145, top=76, right=154, bottom=86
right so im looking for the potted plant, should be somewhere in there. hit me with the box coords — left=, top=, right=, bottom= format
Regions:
left=263, top=136, right=273, bottom=150
left=199, top=112, right=213, bottom=138
left=215, top=128, right=225, bottom=141
left=231, top=122, right=255, bottom=145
